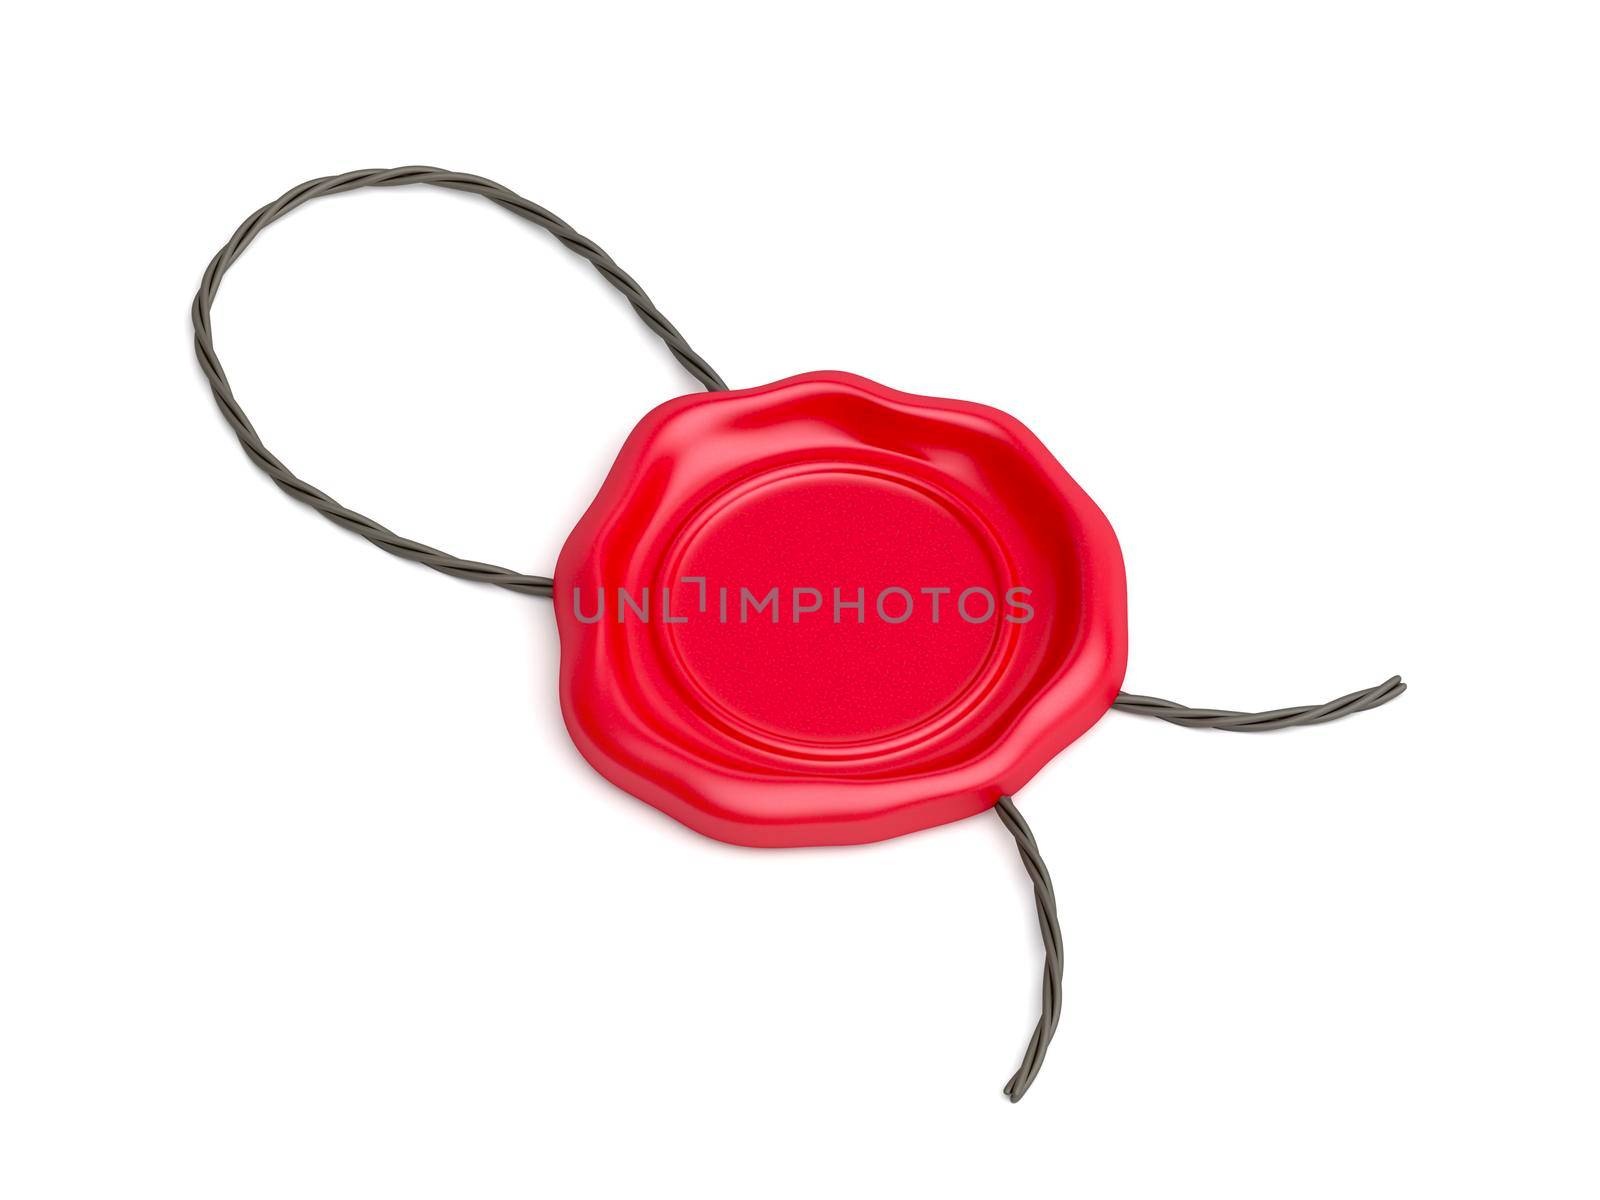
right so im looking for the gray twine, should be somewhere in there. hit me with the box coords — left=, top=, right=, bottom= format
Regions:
left=194, top=168, right=1406, bottom=1103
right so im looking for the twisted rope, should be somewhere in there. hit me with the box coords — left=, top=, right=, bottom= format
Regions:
left=996, top=675, right=1405, bottom=1101
left=996, top=795, right=1063, bottom=1102
left=1113, top=674, right=1406, bottom=730
left=196, top=169, right=1407, bottom=1105
left=192, top=166, right=726, bottom=598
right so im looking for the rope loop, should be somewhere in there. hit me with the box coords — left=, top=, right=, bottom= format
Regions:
left=192, top=166, right=725, bottom=597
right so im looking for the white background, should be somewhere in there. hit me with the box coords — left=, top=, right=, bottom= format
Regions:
left=2, top=3, right=1597, bottom=1197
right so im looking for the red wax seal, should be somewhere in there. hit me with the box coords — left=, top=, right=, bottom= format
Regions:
left=554, top=372, right=1127, bottom=847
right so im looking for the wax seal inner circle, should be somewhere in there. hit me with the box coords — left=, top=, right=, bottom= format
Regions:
left=666, top=467, right=1006, bottom=746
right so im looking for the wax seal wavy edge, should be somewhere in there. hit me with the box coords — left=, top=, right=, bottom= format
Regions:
left=554, top=371, right=1128, bottom=847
